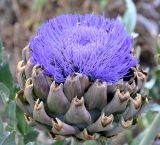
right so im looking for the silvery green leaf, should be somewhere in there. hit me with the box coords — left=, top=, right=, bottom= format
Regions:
left=157, top=34, right=160, bottom=48
left=0, top=131, right=16, bottom=145
left=53, top=140, right=65, bottom=145
left=123, top=0, right=137, bottom=33
left=23, top=131, right=38, bottom=144
left=131, top=128, right=149, bottom=145
left=145, top=103, right=160, bottom=112
left=26, top=142, right=35, bottom=145
left=17, top=135, right=25, bottom=145
left=0, top=41, right=4, bottom=62
left=139, top=113, right=160, bottom=145
left=0, top=119, right=6, bottom=142
left=0, top=48, right=13, bottom=97
left=145, top=78, right=156, bottom=89
left=6, top=101, right=16, bottom=128
left=16, top=107, right=29, bottom=135
left=0, top=62, right=13, bottom=96
left=84, top=140, right=97, bottom=145
left=0, top=82, right=10, bottom=103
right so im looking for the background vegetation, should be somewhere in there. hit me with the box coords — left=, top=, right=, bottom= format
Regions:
left=0, top=0, right=160, bottom=144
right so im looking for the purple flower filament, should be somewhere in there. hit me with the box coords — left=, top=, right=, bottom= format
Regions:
left=29, top=14, right=137, bottom=83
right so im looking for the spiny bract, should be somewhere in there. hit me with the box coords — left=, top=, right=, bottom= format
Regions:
left=16, top=14, right=147, bottom=141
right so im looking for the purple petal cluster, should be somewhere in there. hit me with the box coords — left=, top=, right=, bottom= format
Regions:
left=29, top=14, right=137, bottom=83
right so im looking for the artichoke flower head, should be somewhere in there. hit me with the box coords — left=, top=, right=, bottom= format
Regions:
left=16, top=14, right=147, bottom=141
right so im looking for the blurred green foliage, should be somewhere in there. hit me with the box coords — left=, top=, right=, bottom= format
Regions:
left=123, top=0, right=137, bottom=33
left=0, top=41, right=14, bottom=97
left=32, top=0, right=46, bottom=12
left=145, top=35, right=160, bottom=99
left=0, top=0, right=160, bottom=144
left=0, top=41, right=39, bottom=145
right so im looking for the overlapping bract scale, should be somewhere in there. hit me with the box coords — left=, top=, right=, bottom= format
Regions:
left=16, top=46, right=147, bottom=141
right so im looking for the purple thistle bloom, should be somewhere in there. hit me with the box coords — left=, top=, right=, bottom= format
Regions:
left=29, top=14, right=137, bottom=83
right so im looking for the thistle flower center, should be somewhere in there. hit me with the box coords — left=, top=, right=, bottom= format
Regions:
left=63, top=26, right=106, bottom=46
left=29, top=14, right=137, bottom=83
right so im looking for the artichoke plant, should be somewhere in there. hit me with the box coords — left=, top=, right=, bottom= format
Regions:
left=16, top=14, right=147, bottom=141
